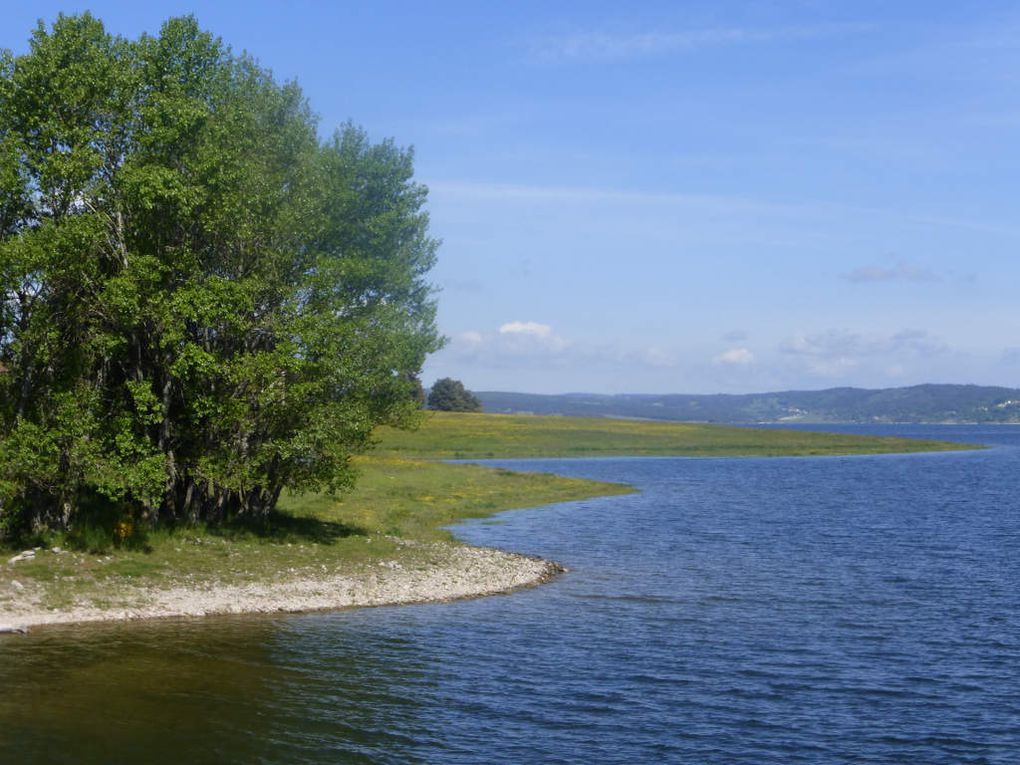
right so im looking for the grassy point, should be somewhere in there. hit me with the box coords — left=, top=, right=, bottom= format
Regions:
left=2, top=412, right=972, bottom=617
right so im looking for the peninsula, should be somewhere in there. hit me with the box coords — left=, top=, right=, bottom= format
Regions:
left=1, top=413, right=972, bottom=631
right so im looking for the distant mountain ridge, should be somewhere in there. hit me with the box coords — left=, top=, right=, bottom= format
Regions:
left=477, top=384, right=1020, bottom=424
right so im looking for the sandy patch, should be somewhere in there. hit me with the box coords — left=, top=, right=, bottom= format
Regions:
left=0, top=542, right=563, bottom=632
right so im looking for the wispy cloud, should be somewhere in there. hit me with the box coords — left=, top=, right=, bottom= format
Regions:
left=528, top=23, right=873, bottom=62
left=427, top=180, right=798, bottom=213
left=781, top=328, right=947, bottom=359
left=839, top=16, right=1020, bottom=86
left=443, top=322, right=684, bottom=373
left=714, top=348, right=755, bottom=366
left=778, top=329, right=948, bottom=378
left=427, top=180, right=1020, bottom=240
left=841, top=260, right=941, bottom=284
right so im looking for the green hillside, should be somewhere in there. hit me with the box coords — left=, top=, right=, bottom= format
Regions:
left=478, top=384, right=1020, bottom=424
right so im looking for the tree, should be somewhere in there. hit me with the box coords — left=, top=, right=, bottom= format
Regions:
left=428, top=378, right=481, bottom=412
left=0, top=14, right=440, bottom=537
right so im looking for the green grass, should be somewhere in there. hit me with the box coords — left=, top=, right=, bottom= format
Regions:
left=0, top=453, right=629, bottom=613
left=1, top=411, right=972, bottom=617
left=281, top=456, right=632, bottom=542
left=375, top=411, right=975, bottom=459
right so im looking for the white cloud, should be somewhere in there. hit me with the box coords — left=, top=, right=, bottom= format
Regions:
left=498, top=321, right=554, bottom=338
left=639, top=346, right=676, bottom=368
left=457, top=330, right=484, bottom=348
left=498, top=321, right=569, bottom=355
left=447, top=321, right=570, bottom=364
left=714, top=347, right=755, bottom=365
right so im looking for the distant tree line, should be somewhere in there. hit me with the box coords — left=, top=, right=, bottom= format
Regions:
left=0, top=14, right=439, bottom=538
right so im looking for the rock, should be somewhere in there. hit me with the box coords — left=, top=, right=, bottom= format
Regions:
left=0, top=624, right=28, bottom=635
left=10, top=580, right=24, bottom=591
left=51, top=546, right=64, bottom=554
left=7, top=550, right=35, bottom=564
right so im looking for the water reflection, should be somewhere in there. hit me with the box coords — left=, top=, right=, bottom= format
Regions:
left=0, top=614, right=434, bottom=765
left=3, top=425, right=1019, bottom=764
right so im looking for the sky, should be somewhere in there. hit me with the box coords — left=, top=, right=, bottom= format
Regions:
left=3, top=1, right=1020, bottom=394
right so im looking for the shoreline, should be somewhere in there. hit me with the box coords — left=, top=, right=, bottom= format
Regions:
left=1, top=542, right=564, bottom=633
left=2, top=415, right=973, bottom=635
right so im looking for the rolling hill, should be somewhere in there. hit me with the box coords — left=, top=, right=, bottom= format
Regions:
left=476, top=384, right=1020, bottom=424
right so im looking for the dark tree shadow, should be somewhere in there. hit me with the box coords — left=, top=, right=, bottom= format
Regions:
left=209, top=511, right=369, bottom=544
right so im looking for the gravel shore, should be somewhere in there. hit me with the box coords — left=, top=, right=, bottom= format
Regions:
left=0, top=542, right=564, bottom=632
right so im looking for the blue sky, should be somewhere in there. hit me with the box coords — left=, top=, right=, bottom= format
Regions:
left=4, top=1, right=1020, bottom=393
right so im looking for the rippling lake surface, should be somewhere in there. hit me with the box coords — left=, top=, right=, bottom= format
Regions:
left=2, top=425, right=1019, bottom=764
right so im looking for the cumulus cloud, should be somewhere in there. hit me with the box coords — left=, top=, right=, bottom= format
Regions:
left=497, top=320, right=569, bottom=354
left=841, top=260, right=940, bottom=284
left=714, top=347, right=755, bottom=365
left=446, top=320, right=570, bottom=365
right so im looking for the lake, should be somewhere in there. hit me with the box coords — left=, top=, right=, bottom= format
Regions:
left=2, top=425, right=1018, bottom=763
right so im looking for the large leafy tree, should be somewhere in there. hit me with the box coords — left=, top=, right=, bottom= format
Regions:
left=0, top=14, right=440, bottom=535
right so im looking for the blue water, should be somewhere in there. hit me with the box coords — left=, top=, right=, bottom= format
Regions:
left=2, top=425, right=1019, bottom=763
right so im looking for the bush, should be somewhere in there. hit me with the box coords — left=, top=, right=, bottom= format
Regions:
left=427, top=378, right=482, bottom=412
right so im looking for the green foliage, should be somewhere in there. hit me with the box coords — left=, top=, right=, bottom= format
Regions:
left=0, top=14, right=439, bottom=536
left=427, top=377, right=481, bottom=412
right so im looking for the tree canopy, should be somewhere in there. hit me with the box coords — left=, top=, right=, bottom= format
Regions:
left=427, top=378, right=481, bottom=412
left=0, top=13, right=440, bottom=537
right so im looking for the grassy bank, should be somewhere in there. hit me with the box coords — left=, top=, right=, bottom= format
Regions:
left=2, top=413, right=971, bottom=620
left=1, top=457, right=629, bottom=615
left=375, top=411, right=973, bottom=459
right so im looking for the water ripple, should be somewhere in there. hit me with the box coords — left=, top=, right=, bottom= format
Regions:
left=3, top=425, right=1020, bottom=763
